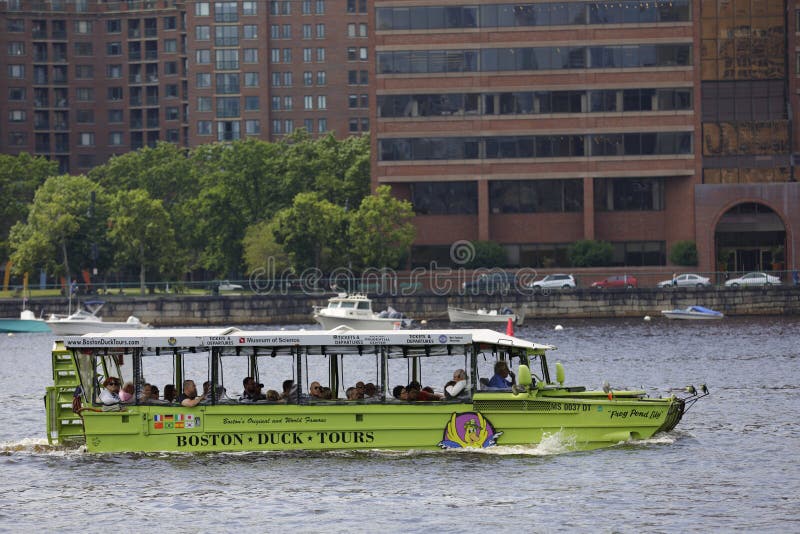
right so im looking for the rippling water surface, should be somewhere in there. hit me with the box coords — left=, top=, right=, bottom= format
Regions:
left=1, top=316, right=798, bottom=531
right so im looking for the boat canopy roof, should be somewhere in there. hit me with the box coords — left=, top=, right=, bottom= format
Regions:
left=62, top=328, right=554, bottom=351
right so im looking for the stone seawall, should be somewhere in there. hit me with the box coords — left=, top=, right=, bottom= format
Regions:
left=3, top=287, right=799, bottom=326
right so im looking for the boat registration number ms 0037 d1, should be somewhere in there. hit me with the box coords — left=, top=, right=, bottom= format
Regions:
left=175, top=431, right=376, bottom=448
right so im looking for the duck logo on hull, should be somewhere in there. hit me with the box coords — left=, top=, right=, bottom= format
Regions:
left=438, top=412, right=502, bottom=449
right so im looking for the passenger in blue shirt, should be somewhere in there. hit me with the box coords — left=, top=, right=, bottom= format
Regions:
left=487, top=360, right=516, bottom=389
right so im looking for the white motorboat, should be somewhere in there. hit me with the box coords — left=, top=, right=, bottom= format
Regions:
left=447, top=306, right=523, bottom=325
left=46, top=300, right=150, bottom=335
left=661, top=305, right=724, bottom=320
left=313, top=293, right=412, bottom=330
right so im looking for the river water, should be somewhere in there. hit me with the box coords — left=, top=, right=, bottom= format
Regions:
left=1, top=316, right=798, bottom=531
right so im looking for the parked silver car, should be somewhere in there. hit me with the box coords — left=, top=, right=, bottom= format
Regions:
left=527, top=274, right=576, bottom=291
left=657, top=273, right=712, bottom=288
left=724, top=272, right=781, bottom=288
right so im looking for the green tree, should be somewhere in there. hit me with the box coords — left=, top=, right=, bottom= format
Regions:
left=9, top=175, right=109, bottom=282
left=348, top=186, right=416, bottom=270
left=568, top=240, right=614, bottom=267
left=273, top=192, right=347, bottom=271
left=669, top=240, right=698, bottom=266
left=242, top=219, right=291, bottom=275
left=464, top=241, right=507, bottom=269
left=0, top=153, right=58, bottom=262
left=90, top=142, right=198, bottom=275
left=108, top=189, right=178, bottom=295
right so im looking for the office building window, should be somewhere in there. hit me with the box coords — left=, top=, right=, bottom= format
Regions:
left=245, top=96, right=260, bottom=111
left=347, top=23, right=357, bottom=37
left=195, top=2, right=210, bottom=16
left=284, top=96, right=293, bottom=110
left=76, top=65, right=94, bottom=79
left=244, top=72, right=259, bottom=87
left=284, top=120, right=294, bottom=133
left=243, top=2, right=257, bottom=16
left=283, top=72, right=293, bottom=86
left=246, top=119, right=260, bottom=135
left=198, top=96, right=212, bottom=111
left=303, top=24, right=312, bottom=39
left=163, top=16, right=177, bottom=30
left=196, top=50, right=211, bottom=64
left=490, top=180, right=583, bottom=214
left=316, top=0, right=325, bottom=14
left=244, top=49, right=258, bottom=63
left=594, top=178, right=665, bottom=211
left=215, top=49, right=239, bottom=70
left=272, top=120, right=282, bottom=134
left=165, top=61, right=178, bottom=75
left=304, top=48, right=313, bottom=62
left=304, top=71, right=313, bottom=86
left=106, top=42, right=122, bottom=56
left=9, top=110, right=26, bottom=122
left=198, top=121, right=213, bottom=135
left=316, top=24, right=325, bottom=38
left=166, top=107, right=179, bottom=121
left=107, top=19, right=121, bottom=33
left=165, top=84, right=178, bottom=98
left=107, top=64, right=122, bottom=79
left=107, top=87, right=123, bottom=101
left=7, top=19, right=24, bottom=32
left=196, top=73, right=211, bottom=88
left=270, top=25, right=280, bottom=39
left=317, top=48, right=326, bottom=62
left=215, top=2, right=238, bottom=23
left=164, top=39, right=177, bottom=53
left=303, top=0, right=312, bottom=14
left=196, top=26, right=210, bottom=40
left=317, top=71, right=327, bottom=85
left=217, top=120, right=241, bottom=141
left=108, top=109, right=123, bottom=123
left=283, top=48, right=292, bottom=62
left=304, top=95, right=314, bottom=110
left=243, top=25, right=258, bottom=39
left=9, top=132, right=27, bottom=146
left=79, top=133, right=95, bottom=146
left=76, top=109, right=94, bottom=124
left=216, top=97, right=240, bottom=118
left=271, top=96, right=281, bottom=111
left=109, top=132, right=123, bottom=146
left=76, top=88, right=94, bottom=101
left=216, top=73, right=239, bottom=94
left=317, top=95, right=327, bottom=109
left=215, top=25, right=238, bottom=46
left=74, top=20, right=92, bottom=34
left=271, top=48, right=281, bottom=63
left=9, top=87, right=26, bottom=101
left=272, top=72, right=281, bottom=87
left=411, top=182, right=478, bottom=214
left=282, top=24, right=292, bottom=38
left=318, top=118, right=327, bottom=132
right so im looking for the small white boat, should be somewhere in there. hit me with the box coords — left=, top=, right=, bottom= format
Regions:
left=46, top=300, right=150, bottom=335
left=313, top=293, right=412, bottom=330
left=661, top=306, right=724, bottom=320
left=447, top=306, right=523, bottom=325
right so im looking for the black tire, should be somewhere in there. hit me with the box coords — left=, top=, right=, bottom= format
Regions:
left=731, top=283, right=740, bottom=288
left=696, top=283, right=705, bottom=288
left=626, top=284, right=634, bottom=289
left=764, top=282, right=772, bottom=287
left=562, top=284, right=571, bottom=289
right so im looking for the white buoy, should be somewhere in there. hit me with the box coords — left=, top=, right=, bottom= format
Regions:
left=7, top=333, right=14, bottom=337
left=554, top=324, right=564, bottom=331
left=643, top=315, right=652, bottom=322
left=420, top=319, right=428, bottom=325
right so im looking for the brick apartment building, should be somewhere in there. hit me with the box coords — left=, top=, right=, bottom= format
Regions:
left=0, top=0, right=369, bottom=174
left=1, top=1, right=799, bottom=276
left=372, top=0, right=800, bottom=274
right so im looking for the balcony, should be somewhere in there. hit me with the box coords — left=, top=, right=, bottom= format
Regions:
left=54, top=121, right=69, bottom=131
left=130, top=97, right=143, bottom=106
left=130, top=74, right=143, bottom=83
left=34, top=120, right=50, bottom=130
left=130, top=119, right=143, bottom=129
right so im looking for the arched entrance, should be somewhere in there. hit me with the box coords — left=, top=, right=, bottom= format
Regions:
left=715, top=202, right=786, bottom=272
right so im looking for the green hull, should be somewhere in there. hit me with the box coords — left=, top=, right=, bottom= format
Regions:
left=74, top=393, right=683, bottom=453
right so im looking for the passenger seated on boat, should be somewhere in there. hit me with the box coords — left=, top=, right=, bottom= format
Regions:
left=487, top=361, right=516, bottom=389
left=355, top=381, right=366, bottom=399
left=364, top=382, right=379, bottom=399
left=163, top=384, right=177, bottom=403
left=309, top=381, right=325, bottom=399
left=281, top=380, right=298, bottom=402
left=320, top=387, right=333, bottom=400
left=346, top=387, right=361, bottom=400
left=239, top=376, right=266, bottom=402
left=139, top=383, right=153, bottom=403
left=178, top=379, right=206, bottom=407
left=119, top=381, right=135, bottom=402
left=444, top=369, right=468, bottom=399
left=99, top=377, right=122, bottom=406
left=406, top=381, right=442, bottom=401
left=202, top=380, right=227, bottom=401
left=266, top=389, right=280, bottom=402
left=392, top=385, right=408, bottom=400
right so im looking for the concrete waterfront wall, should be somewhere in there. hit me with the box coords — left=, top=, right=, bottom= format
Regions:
left=3, top=287, right=799, bottom=326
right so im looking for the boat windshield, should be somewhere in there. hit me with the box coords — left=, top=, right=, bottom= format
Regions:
left=357, top=301, right=370, bottom=310
left=340, top=302, right=355, bottom=309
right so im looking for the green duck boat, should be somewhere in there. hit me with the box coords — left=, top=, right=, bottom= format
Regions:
left=44, top=328, right=705, bottom=453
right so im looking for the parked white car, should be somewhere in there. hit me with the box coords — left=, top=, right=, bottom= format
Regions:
left=657, top=273, right=712, bottom=288
left=528, top=274, right=576, bottom=291
left=218, top=280, right=244, bottom=291
left=724, top=272, right=781, bottom=288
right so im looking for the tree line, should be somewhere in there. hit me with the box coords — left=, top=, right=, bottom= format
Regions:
left=1, top=131, right=416, bottom=294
